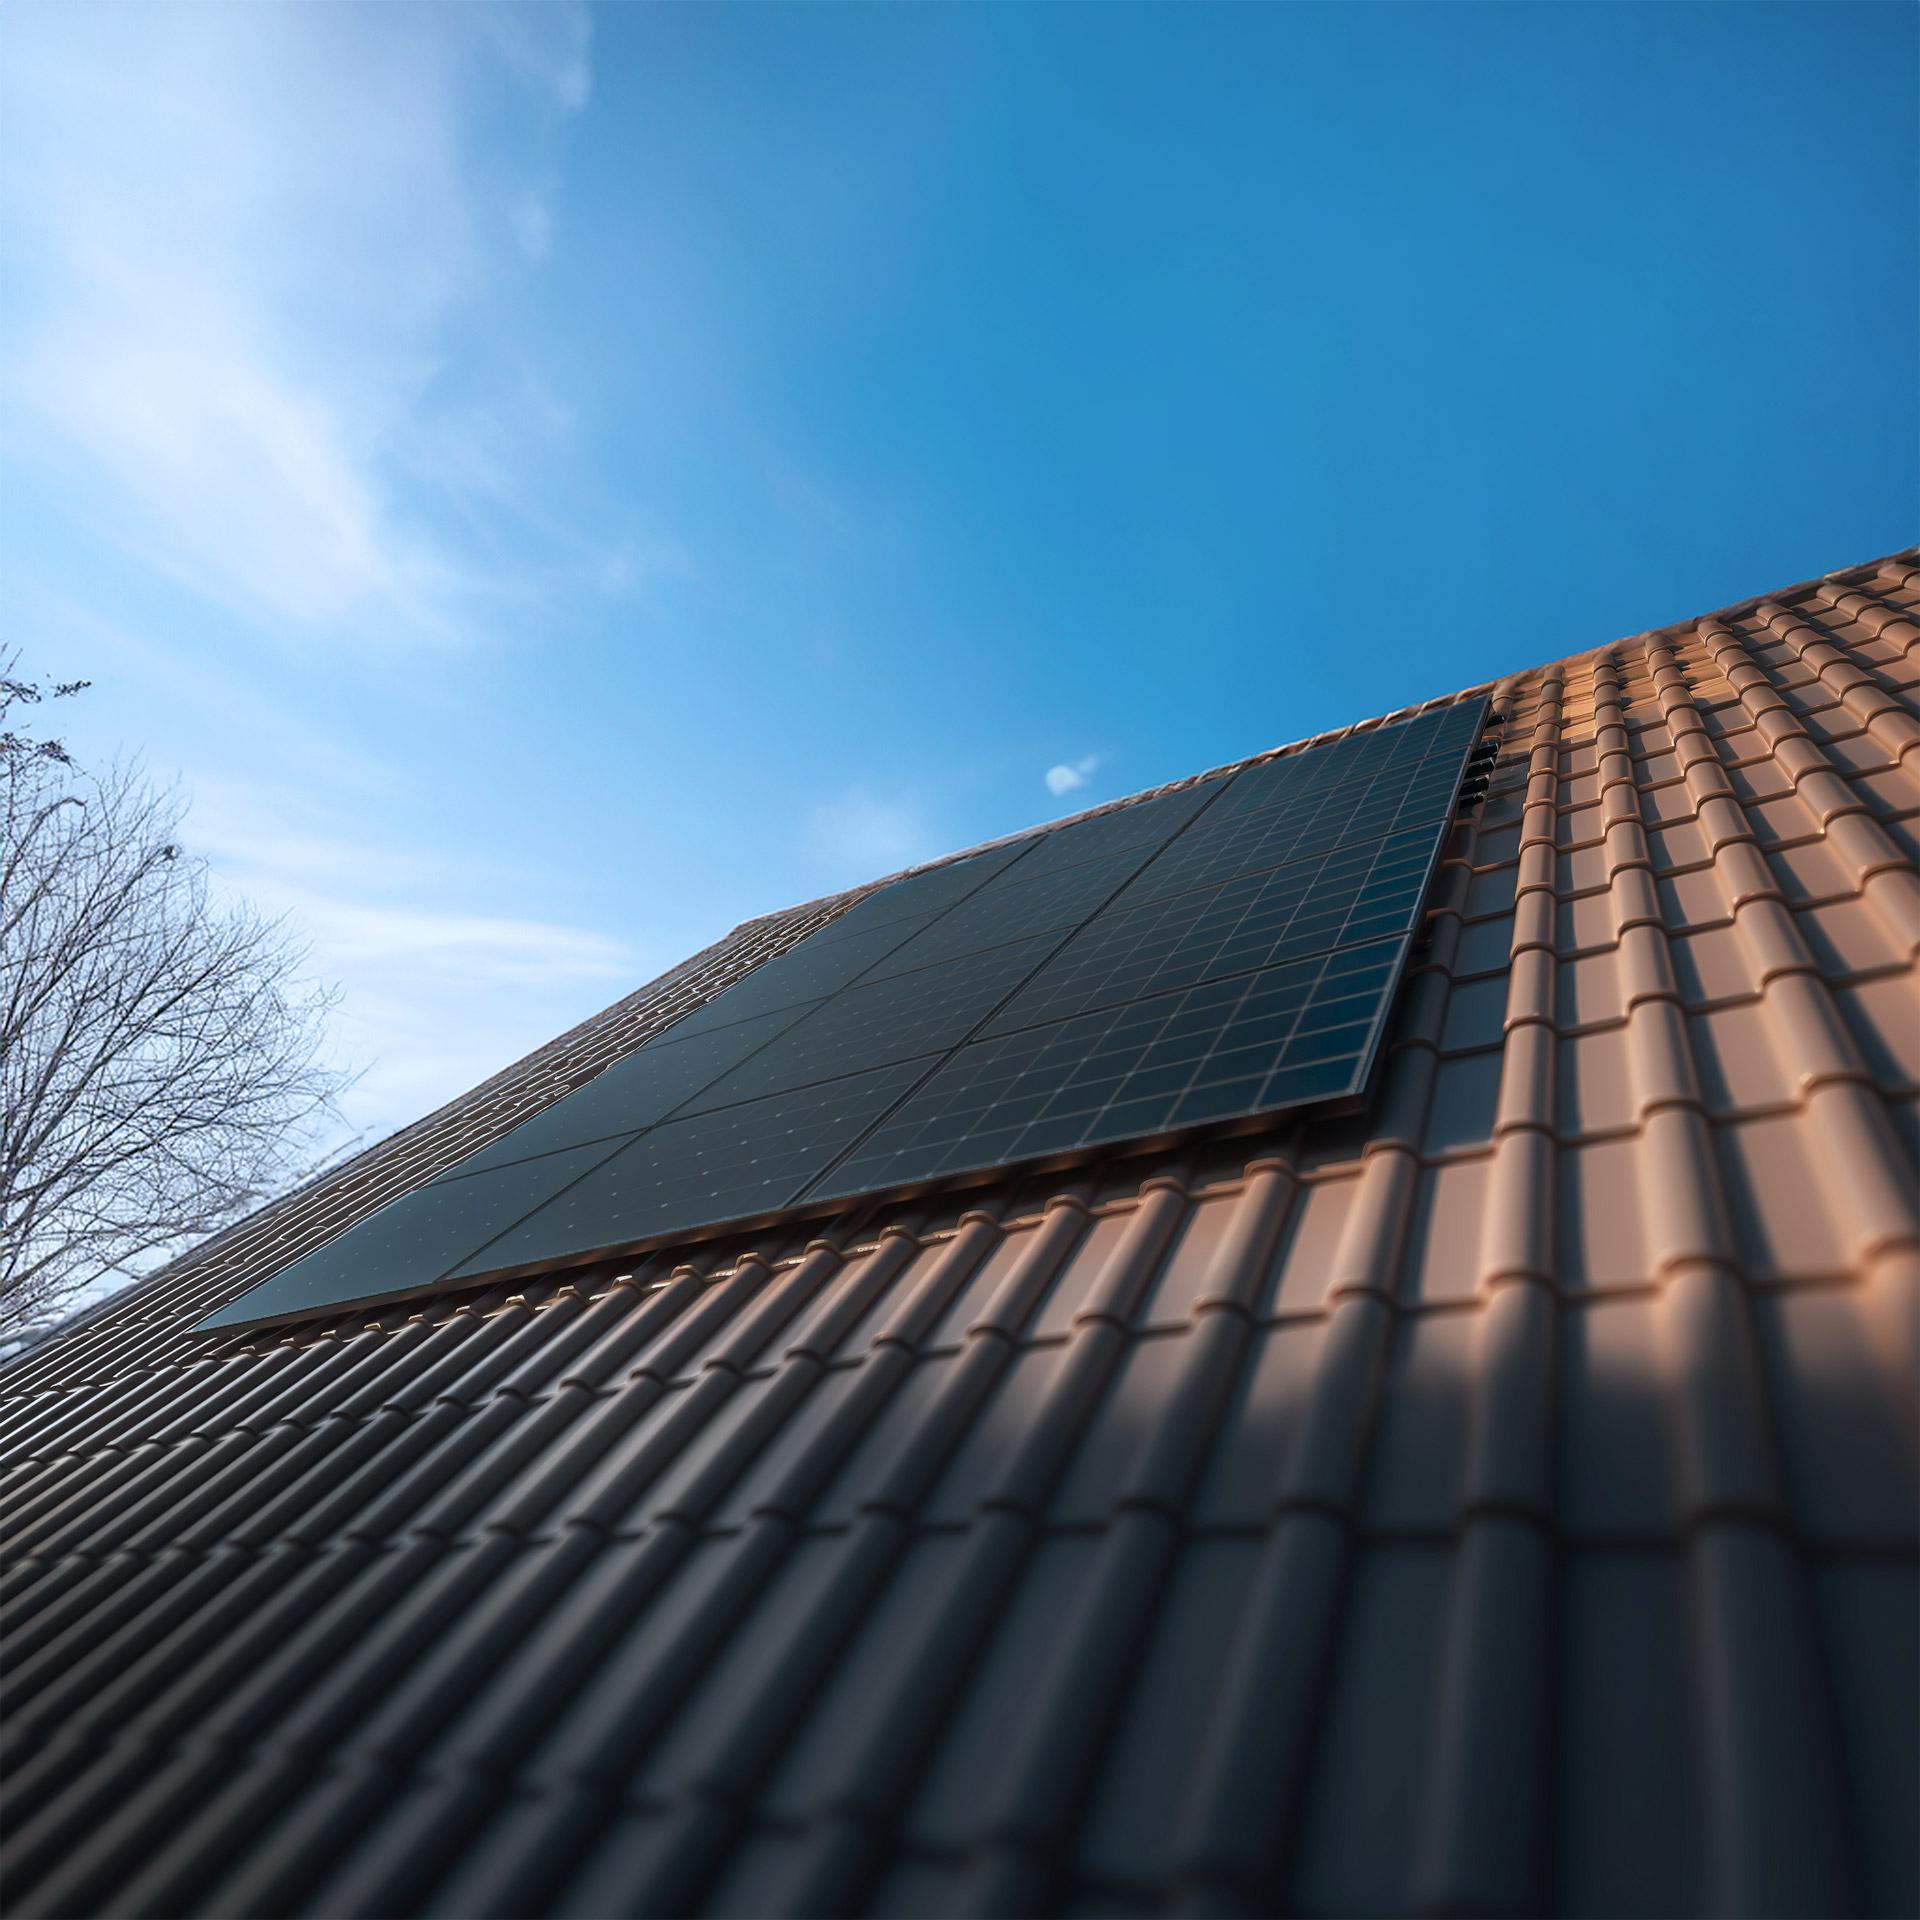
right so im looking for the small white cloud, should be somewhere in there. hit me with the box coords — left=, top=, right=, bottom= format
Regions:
left=1045, top=755, right=1102, bottom=798
left=507, top=184, right=555, bottom=261
left=480, top=0, right=593, bottom=113
left=805, top=787, right=930, bottom=878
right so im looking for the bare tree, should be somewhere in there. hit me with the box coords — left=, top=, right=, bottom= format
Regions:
left=1, top=669, right=347, bottom=1329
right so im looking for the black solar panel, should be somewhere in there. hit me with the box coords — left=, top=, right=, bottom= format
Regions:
left=801, top=840, right=1033, bottom=945
left=445, top=1059, right=931, bottom=1278
left=201, top=697, right=1489, bottom=1330
left=195, top=1137, right=633, bottom=1329
left=809, top=940, right=1401, bottom=1198
left=434, top=1000, right=822, bottom=1180
left=1119, top=756, right=1469, bottom=904
left=658, top=909, right=943, bottom=1035
left=1003, top=777, right=1226, bottom=878
left=1200, top=699, right=1485, bottom=822
left=859, top=847, right=1161, bottom=979
left=979, top=826, right=1439, bottom=1036
left=674, top=933, right=1066, bottom=1116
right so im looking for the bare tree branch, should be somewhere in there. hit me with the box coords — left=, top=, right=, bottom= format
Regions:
left=0, top=676, right=348, bottom=1330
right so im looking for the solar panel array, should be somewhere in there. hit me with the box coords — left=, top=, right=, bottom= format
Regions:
left=200, top=698, right=1490, bottom=1330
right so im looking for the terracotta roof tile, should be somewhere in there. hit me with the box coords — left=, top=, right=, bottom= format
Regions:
left=2, top=549, right=1916, bottom=1916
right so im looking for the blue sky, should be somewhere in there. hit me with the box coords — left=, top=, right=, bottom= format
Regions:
left=2, top=1, right=1914, bottom=1151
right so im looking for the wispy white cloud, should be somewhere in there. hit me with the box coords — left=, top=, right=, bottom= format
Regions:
left=804, top=786, right=932, bottom=880
left=478, top=0, right=594, bottom=113
left=1044, top=754, right=1102, bottom=798
left=0, top=0, right=597, bottom=642
left=184, top=774, right=639, bottom=1145
left=507, top=184, right=558, bottom=262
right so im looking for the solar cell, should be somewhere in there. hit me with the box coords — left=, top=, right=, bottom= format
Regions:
left=982, top=826, right=1438, bottom=1034
left=1202, top=700, right=1485, bottom=823
left=200, top=696, right=1489, bottom=1331
left=1117, top=758, right=1466, bottom=904
left=1002, top=777, right=1226, bottom=878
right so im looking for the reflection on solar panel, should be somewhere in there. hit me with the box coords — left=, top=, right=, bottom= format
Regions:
left=198, top=697, right=1489, bottom=1331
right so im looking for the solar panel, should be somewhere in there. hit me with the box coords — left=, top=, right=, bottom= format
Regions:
left=432, top=1000, right=821, bottom=1180
left=200, top=697, right=1489, bottom=1331
left=443, top=1058, right=932, bottom=1279
left=858, top=847, right=1161, bottom=979
left=672, top=933, right=1066, bottom=1116
left=800, top=840, right=1032, bottom=944
left=195, top=1137, right=634, bottom=1330
left=978, top=827, right=1439, bottom=1036
left=658, top=909, right=945, bottom=1036
left=1119, top=757, right=1470, bottom=904
left=1199, top=699, right=1485, bottom=823
left=1002, top=777, right=1227, bottom=878
left=808, top=941, right=1400, bottom=1198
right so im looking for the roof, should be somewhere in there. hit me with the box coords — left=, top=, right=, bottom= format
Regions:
left=2, top=549, right=1916, bottom=1918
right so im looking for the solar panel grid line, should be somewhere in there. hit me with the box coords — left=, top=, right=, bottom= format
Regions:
left=856, top=842, right=1188, bottom=981
left=425, top=996, right=832, bottom=1184
left=200, top=784, right=1235, bottom=1328
left=649, top=780, right=1240, bottom=1131
left=200, top=883, right=1015, bottom=1325
left=1196, top=700, right=1484, bottom=824
left=444, top=1057, right=938, bottom=1280
left=1118, top=742, right=1478, bottom=905
left=978, top=825, right=1441, bottom=1037
left=666, top=931, right=1074, bottom=1118
left=985, top=775, right=1229, bottom=879
left=194, top=1133, right=644, bottom=1329
left=794, top=838, right=1037, bottom=948
left=804, top=937, right=1407, bottom=1200
left=767, top=771, right=1247, bottom=1214
left=697, top=701, right=1478, bottom=1243
left=647, top=913, right=941, bottom=1039
left=1129, top=779, right=1439, bottom=884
